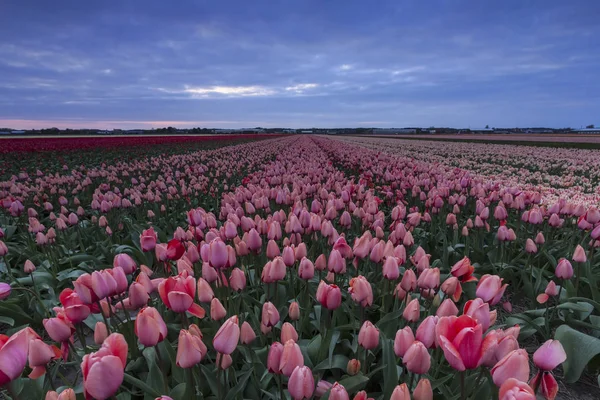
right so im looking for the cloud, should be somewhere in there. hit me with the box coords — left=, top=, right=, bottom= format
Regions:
left=0, top=0, right=598, bottom=128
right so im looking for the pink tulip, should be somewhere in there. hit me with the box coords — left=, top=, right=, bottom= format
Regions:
left=176, top=326, right=207, bottom=368
left=358, top=321, right=379, bottom=350
left=94, top=322, right=108, bottom=345
left=113, top=253, right=137, bottom=274
left=0, top=282, right=11, bottom=300
left=298, top=257, right=315, bottom=279
left=289, top=301, right=300, bottom=320
left=128, top=282, right=149, bottom=309
left=499, top=378, right=535, bottom=400
left=413, top=378, right=433, bottom=400
left=316, top=281, right=342, bottom=310
left=416, top=316, right=438, bottom=348
left=394, top=326, right=415, bottom=357
left=140, top=227, right=157, bottom=251
left=135, top=307, right=167, bottom=347
left=240, top=321, right=256, bottom=344
left=347, top=359, right=361, bottom=376
left=491, top=349, right=530, bottom=387
left=81, top=333, right=127, bottom=399
left=390, top=383, right=411, bottom=400
left=279, top=339, right=304, bottom=376
left=572, top=244, right=587, bottom=263
left=403, top=340, right=431, bottom=374
left=533, top=340, right=566, bottom=371
left=403, top=298, right=420, bottom=322
left=329, top=382, right=350, bottom=400
left=476, top=274, right=507, bottom=305
left=400, top=269, right=417, bottom=291
left=382, top=257, right=400, bottom=280
left=211, top=298, right=227, bottom=320
left=555, top=258, right=574, bottom=279
left=288, top=366, right=315, bottom=400
left=348, top=276, right=373, bottom=307
left=267, top=342, right=284, bottom=373
left=0, top=327, right=35, bottom=386
left=281, top=322, right=299, bottom=343
left=213, top=315, right=240, bottom=355
left=262, top=302, right=280, bottom=327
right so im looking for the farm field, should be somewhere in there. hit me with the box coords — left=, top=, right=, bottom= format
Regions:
left=373, top=134, right=600, bottom=145
left=1, top=134, right=600, bottom=400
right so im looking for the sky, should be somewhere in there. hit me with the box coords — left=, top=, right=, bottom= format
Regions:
left=0, top=0, right=598, bottom=129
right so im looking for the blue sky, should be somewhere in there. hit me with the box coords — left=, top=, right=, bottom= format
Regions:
left=0, top=0, right=598, bottom=129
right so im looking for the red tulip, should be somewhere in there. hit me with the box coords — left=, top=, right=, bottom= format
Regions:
left=213, top=315, right=240, bottom=355
left=440, top=277, right=462, bottom=302
left=165, top=239, right=185, bottom=261
left=529, top=370, right=559, bottom=400
left=158, top=273, right=205, bottom=318
left=436, top=315, right=483, bottom=370
left=451, top=257, right=477, bottom=283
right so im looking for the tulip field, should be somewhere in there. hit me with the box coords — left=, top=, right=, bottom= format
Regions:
left=2, top=134, right=600, bottom=400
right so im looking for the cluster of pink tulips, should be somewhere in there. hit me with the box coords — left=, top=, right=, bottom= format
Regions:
left=1, top=134, right=599, bottom=399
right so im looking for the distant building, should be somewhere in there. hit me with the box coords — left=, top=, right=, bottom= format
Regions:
left=573, top=128, right=600, bottom=134
left=300, top=130, right=313, bottom=134
left=525, top=128, right=553, bottom=134
left=372, top=128, right=417, bottom=135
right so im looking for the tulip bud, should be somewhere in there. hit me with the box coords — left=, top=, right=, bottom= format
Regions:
left=288, top=301, right=300, bottom=321
left=240, top=321, right=256, bottom=344
left=94, top=322, right=108, bottom=344
left=347, top=359, right=361, bottom=375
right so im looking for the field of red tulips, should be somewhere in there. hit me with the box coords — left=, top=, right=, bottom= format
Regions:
left=1, top=134, right=600, bottom=400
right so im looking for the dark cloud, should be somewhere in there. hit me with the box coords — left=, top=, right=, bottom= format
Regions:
left=0, top=0, right=598, bottom=128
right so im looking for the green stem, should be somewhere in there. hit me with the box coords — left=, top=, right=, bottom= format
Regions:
left=97, top=301, right=111, bottom=335
left=460, top=371, right=466, bottom=400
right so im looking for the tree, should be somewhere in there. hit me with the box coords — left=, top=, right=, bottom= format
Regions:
left=485, top=124, right=489, bottom=129
left=586, top=124, right=595, bottom=129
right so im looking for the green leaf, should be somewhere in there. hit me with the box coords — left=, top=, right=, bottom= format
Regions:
left=329, top=330, right=341, bottom=366
left=337, top=374, right=369, bottom=395
left=381, top=336, right=398, bottom=399
left=169, top=383, right=187, bottom=400
left=0, top=316, right=15, bottom=326
left=224, top=369, right=253, bottom=400
left=555, top=324, right=600, bottom=382
left=314, top=354, right=350, bottom=371
left=123, top=372, right=162, bottom=398
left=143, top=347, right=166, bottom=396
